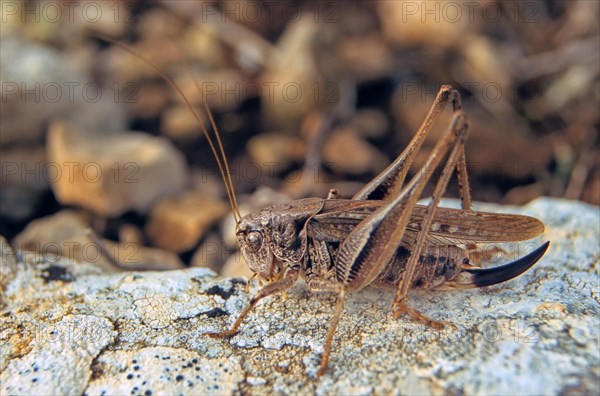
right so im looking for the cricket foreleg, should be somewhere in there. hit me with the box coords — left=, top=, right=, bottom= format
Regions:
left=245, top=272, right=258, bottom=294
left=305, top=275, right=346, bottom=378
left=205, top=266, right=300, bottom=338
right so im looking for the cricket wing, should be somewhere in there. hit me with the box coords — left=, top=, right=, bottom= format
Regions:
left=310, top=200, right=545, bottom=245
left=308, top=200, right=377, bottom=242
left=402, top=206, right=545, bottom=245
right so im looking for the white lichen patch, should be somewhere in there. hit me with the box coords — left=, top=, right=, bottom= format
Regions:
left=85, top=347, right=243, bottom=395
left=1, top=315, right=116, bottom=395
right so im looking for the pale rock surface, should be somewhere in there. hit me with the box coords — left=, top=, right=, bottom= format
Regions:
left=1, top=198, right=598, bottom=395
left=0, top=37, right=128, bottom=147
left=0, top=37, right=80, bottom=146
left=47, top=121, right=187, bottom=216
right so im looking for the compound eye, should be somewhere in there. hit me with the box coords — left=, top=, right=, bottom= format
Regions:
left=245, top=231, right=263, bottom=253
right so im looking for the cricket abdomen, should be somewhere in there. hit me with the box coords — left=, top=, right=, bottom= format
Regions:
left=372, top=245, right=465, bottom=290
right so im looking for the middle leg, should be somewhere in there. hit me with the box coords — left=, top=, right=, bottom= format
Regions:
left=205, top=265, right=300, bottom=338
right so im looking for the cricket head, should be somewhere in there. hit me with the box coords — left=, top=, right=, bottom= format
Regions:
left=236, top=210, right=279, bottom=281
left=236, top=199, right=322, bottom=282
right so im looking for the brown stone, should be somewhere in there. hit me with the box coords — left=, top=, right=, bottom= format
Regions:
left=47, top=121, right=187, bottom=216
left=145, top=191, right=229, bottom=253
left=220, top=252, right=253, bottom=279
left=190, top=232, right=226, bottom=272
left=160, top=105, right=206, bottom=142
left=12, top=210, right=183, bottom=272
left=323, top=127, right=388, bottom=175
left=247, top=133, right=305, bottom=172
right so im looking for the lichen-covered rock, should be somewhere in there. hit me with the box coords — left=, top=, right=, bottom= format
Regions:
left=1, top=198, right=598, bottom=395
left=1, top=315, right=116, bottom=395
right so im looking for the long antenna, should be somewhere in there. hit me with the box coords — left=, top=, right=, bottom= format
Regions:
left=186, top=67, right=241, bottom=222
left=203, top=101, right=241, bottom=221
left=98, top=35, right=241, bottom=223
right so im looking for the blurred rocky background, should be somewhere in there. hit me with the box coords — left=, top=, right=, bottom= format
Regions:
left=1, top=0, right=598, bottom=276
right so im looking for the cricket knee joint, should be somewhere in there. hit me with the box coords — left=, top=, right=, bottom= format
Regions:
left=439, top=85, right=462, bottom=111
